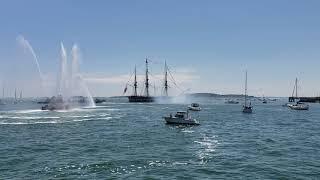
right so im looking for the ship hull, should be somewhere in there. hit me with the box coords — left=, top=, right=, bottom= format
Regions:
left=128, top=96, right=154, bottom=102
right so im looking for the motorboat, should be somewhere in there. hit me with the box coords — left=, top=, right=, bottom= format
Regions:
left=225, top=99, right=239, bottom=104
left=289, top=102, right=309, bottom=110
left=163, top=111, right=200, bottom=125
left=41, top=95, right=70, bottom=111
left=188, top=103, right=201, bottom=111
left=94, top=98, right=107, bottom=104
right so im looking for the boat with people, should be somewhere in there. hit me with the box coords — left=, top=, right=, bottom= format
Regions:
left=242, top=71, right=253, bottom=113
left=163, top=110, right=200, bottom=125
left=188, top=103, right=201, bottom=111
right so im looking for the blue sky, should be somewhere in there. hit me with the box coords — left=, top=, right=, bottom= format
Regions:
left=0, top=0, right=320, bottom=97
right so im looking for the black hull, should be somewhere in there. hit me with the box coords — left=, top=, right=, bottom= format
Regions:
left=128, top=96, right=155, bottom=102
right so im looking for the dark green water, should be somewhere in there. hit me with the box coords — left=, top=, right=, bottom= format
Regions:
left=0, top=99, right=320, bottom=179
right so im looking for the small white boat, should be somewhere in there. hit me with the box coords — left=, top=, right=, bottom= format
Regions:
left=188, top=103, right=201, bottom=111
left=163, top=111, right=200, bottom=125
left=289, top=102, right=309, bottom=110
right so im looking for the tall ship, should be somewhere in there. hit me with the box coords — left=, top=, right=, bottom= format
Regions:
left=127, top=59, right=154, bottom=102
left=124, top=59, right=173, bottom=103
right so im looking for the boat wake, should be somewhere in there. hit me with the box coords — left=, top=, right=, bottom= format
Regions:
left=194, top=134, right=219, bottom=164
left=0, top=107, right=119, bottom=125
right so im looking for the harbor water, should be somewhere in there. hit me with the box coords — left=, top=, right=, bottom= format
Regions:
left=0, top=98, right=320, bottom=179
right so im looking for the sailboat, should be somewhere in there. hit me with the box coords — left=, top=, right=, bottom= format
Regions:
left=13, top=88, right=18, bottom=104
left=0, top=87, right=5, bottom=105
left=262, top=95, right=267, bottom=104
left=127, top=59, right=155, bottom=102
left=19, top=90, right=23, bottom=102
left=242, top=71, right=253, bottom=113
left=287, top=78, right=309, bottom=110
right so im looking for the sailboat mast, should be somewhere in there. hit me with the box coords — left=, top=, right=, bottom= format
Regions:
left=245, top=71, right=248, bottom=106
left=164, top=61, right=168, bottom=96
left=295, top=78, right=298, bottom=98
left=2, top=87, right=4, bottom=98
left=14, top=88, right=17, bottom=101
left=20, top=90, right=22, bottom=99
left=291, top=79, right=296, bottom=98
left=145, top=58, right=150, bottom=97
left=133, top=66, right=138, bottom=96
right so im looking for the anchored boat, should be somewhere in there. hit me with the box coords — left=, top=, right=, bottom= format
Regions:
left=288, top=102, right=309, bottom=110
left=242, top=71, right=253, bottom=113
left=287, top=78, right=309, bottom=110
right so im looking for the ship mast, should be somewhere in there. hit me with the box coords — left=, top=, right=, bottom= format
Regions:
left=145, top=58, right=150, bottom=97
left=164, top=61, right=168, bottom=96
left=14, top=88, right=17, bottom=101
left=133, top=65, right=138, bottom=96
left=244, top=71, right=247, bottom=106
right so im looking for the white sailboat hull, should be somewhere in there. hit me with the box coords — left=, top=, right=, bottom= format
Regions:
left=289, top=104, right=309, bottom=110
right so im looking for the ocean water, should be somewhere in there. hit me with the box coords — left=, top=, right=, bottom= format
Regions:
left=0, top=98, right=320, bottom=179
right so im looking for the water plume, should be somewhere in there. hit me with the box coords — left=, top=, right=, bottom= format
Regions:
left=59, top=42, right=69, bottom=97
left=55, top=43, right=95, bottom=108
left=16, top=35, right=43, bottom=80
left=70, top=44, right=95, bottom=107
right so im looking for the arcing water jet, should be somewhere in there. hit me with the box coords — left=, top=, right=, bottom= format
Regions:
left=16, top=35, right=43, bottom=80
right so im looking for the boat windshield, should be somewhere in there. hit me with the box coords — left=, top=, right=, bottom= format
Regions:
left=175, top=111, right=186, bottom=118
left=191, top=103, right=199, bottom=107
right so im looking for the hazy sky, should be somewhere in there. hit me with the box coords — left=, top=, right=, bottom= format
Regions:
left=0, top=0, right=320, bottom=97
